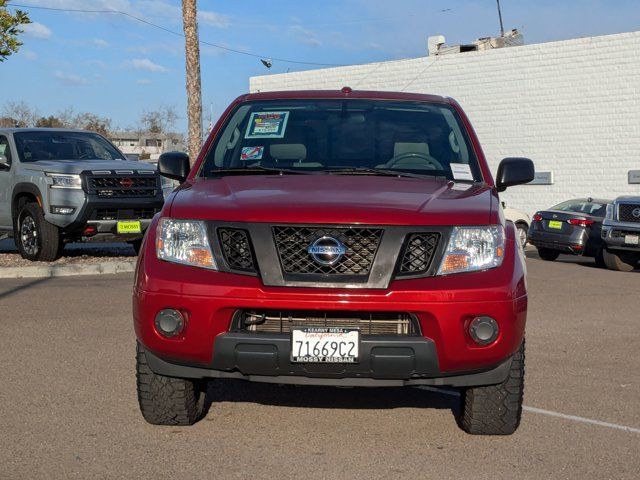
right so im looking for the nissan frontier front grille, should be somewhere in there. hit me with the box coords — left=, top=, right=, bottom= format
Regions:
left=85, top=172, right=159, bottom=198
left=272, top=226, right=383, bottom=276
left=235, top=310, right=420, bottom=335
left=618, top=204, right=640, bottom=223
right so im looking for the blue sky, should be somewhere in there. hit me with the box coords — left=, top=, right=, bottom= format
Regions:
left=4, top=0, right=639, bottom=132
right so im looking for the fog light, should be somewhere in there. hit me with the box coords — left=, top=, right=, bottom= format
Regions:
left=469, top=316, right=499, bottom=345
left=154, top=309, right=185, bottom=338
left=51, top=206, right=75, bottom=215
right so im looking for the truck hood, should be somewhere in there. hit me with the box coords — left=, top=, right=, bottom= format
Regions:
left=22, top=159, right=155, bottom=175
left=169, top=175, right=496, bottom=226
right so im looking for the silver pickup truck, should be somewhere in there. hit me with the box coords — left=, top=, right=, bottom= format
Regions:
left=601, top=196, right=640, bottom=271
left=0, top=128, right=164, bottom=261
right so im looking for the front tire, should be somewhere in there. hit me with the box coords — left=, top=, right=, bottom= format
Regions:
left=136, top=342, right=207, bottom=426
left=15, top=202, right=62, bottom=262
left=537, top=247, right=559, bottom=261
left=457, top=341, right=525, bottom=435
left=603, top=249, right=638, bottom=272
left=516, top=222, right=528, bottom=248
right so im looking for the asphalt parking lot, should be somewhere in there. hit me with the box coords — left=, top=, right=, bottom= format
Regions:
left=1, top=252, right=638, bottom=479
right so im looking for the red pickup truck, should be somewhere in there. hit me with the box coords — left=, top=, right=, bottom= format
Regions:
left=133, top=89, right=534, bottom=435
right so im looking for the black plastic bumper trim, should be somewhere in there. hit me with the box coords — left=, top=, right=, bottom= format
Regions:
left=144, top=333, right=513, bottom=387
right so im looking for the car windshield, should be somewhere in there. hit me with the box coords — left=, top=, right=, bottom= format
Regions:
left=14, top=131, right=125, bottom=162
left=200, top=99, right=482, bottom=181
left=551, top=199, right=609, bottom=216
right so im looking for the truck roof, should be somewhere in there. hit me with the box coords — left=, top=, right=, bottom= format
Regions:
left=240, top=88, right=450, bottom=104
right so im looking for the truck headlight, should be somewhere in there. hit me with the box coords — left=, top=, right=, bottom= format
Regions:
left=438, top=226, right=505, bottom=275
left=605, top=203, right=615, bottom=220
left=46, top=173, right=82, bottom=189
left=156, top=218, right=216, bottom=270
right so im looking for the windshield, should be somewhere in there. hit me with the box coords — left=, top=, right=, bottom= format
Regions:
left=14, top=131, right=125, bottom=163
left=551, top=199, right=609, bottom=216
left=200, top=99, right=482, bottom=181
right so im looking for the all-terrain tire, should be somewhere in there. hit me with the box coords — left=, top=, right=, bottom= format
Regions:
left=602, top=249, right=638, bottom=272
left=15, top=202, right=62, bottom=262
left=457, top=341, right=525, bottom=435
left=537, top=247, right=559, bottom=261
left=136, top=342, right=207, bottom=426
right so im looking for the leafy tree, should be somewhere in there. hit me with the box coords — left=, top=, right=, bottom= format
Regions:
left=36, top=115, right=66, bottom=128
left=0, top=0, right=30, bottom=62
left=75, top=112, right=112, bottom=137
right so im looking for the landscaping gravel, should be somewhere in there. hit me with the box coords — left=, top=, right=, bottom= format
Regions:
left=0, top=238, right=136, bottom=268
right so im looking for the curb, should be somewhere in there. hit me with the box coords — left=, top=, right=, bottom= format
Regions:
left=0, top=260, right=137, bottom=279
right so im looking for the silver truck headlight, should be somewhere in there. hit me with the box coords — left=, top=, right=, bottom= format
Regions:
left=438, top=226, right=505, bottom=275
left=605, top=203, right=615, bottom=220
left=46, top=173, right=82, bottom=189
left=156, top=218, right=217, bottom=270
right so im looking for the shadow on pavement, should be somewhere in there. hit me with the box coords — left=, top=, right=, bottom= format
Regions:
left=0, top=276, right=52, bottom=300
left=204, top=379, right=459, bottom=414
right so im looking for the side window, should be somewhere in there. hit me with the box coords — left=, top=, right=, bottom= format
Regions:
left=0, top=135, right=12, bottom=166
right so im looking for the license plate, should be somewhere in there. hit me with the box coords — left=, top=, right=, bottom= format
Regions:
left=548, top=220, right=563, bottom=229
left=625, top=235, right=639, bottom=245
left=291, top=327, right=359, bottom=363
left=117, top=220, right=142, bottom=234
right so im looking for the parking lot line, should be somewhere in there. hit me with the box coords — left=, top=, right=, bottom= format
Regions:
left=418, top=387, right=640, bottom=434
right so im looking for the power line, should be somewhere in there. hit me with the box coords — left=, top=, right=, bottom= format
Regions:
left=7, top=2, right=345, bottom=67
left=400, top=55, right=439, bottom=91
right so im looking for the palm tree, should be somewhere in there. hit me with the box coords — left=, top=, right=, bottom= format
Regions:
left=181, top=0, right=203, bottom=165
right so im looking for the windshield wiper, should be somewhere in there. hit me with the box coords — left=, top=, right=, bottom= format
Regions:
left=323, top=167, right=444, bottom=180
left=209, top=166, right=315, bottom=176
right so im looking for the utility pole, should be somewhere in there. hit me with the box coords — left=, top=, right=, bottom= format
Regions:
left=181, top=0, right=202, bottom=165
left=496, top=0, right=505, bottom=37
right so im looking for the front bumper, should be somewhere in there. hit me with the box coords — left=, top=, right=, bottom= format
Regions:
left=144, top=334, right=515, bottom=387
left=47, top=189, right=163, bottom=238
left=602, top=225, right=640, bottom=252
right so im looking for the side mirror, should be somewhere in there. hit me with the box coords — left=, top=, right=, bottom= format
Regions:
left=496, top=157, right=534, bottom=192
left=158, top=151, right=190, bottom=183
left=0, top=154, right=9, bottom=170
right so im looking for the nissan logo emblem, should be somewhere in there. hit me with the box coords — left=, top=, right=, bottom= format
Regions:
left=307, top=236, right=347, bottom=266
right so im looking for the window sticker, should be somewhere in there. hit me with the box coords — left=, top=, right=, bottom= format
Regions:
left=245, top=111, right=289, bottom=139
left=450, top=163, right=474, bottom=181
left=240, top=146, right=264, bottom=161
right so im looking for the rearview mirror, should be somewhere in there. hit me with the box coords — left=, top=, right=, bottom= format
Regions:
left=158, top=151, right=190, bottom=183
left=496, top=157, right=534, bottom=192
left=0, top=154, right=9, bottom=170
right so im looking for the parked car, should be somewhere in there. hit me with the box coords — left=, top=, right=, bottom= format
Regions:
left=527, top=197, right=611, bottom=265
left=0, top=128, right=164, bottom=261
left=502, top=202, right=530, bottom=247
left=601, top=196, right=640, bottom=271
left=133, top=89, right=535, bottom=435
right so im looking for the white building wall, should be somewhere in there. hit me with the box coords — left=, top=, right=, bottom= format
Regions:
left=250, top=31, right=640, bottom=215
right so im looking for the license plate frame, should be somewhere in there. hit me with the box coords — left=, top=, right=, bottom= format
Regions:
left=548, top=220, right=563, bottom=230
left=116, top=220, right=142, bottom=234
left=290, top=327, right=360, bottom=363
left=624, top=234, right=639, bottom=245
